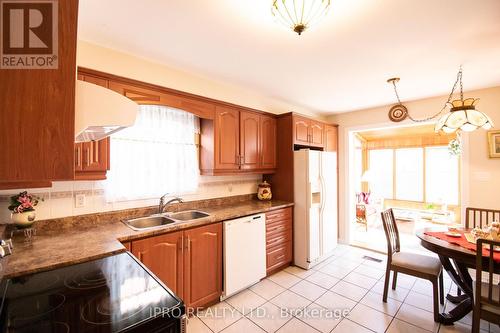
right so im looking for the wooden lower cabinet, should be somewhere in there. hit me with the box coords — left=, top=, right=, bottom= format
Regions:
left=183, top=223, right=223, bottom=308
left=122, top=241, right=131, bottom=251
left=131, top=223, right=222, bottom=308
left=132, top=232, right=184, bottom=299
left=265, top=207, right=293, bottom=275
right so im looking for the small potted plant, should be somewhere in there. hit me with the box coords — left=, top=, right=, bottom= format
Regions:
left=8, top=191, right=42, bottom=228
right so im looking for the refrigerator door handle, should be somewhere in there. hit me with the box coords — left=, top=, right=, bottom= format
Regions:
left=307, top=182, right=312, bottom=209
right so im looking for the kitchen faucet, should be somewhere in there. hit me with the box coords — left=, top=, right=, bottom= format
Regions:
left=158, top=193, right=184, bottom=214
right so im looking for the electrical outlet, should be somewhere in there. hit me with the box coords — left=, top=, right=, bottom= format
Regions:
left=75, top=194, right=86, bottom=208
left=228, top=183, right=233, bottom=192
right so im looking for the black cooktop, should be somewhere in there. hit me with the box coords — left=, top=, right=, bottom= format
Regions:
left=0, top=252, right=185, bottom=333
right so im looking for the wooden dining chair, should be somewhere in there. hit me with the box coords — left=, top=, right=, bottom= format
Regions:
left=472, top=239, right=500, bottom=332
left=466, top=207, right=500, bottom=229
left=459, top=207, right=500, bottom=296
left=381, top=208, right=445, bottom=322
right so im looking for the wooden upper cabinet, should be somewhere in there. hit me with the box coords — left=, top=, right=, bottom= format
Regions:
left=200, top=107, right=277, bottom=175
left=214, top=106, right=240, bottom=170
left=260, top=115, right=277, bottom=169
left=78, top=74, right=108, bottom=88
left=132, top=232, right=184, bottom=299
left=74, top=138, right=110, bottom=180
left=294, top=116, right=311, bottom=145
left=240, top=111, right=260, bottom=170
left=183, top=223, right=223, bottom=308
left=310, top=120, right=324, bottom=147
left=292, top=115, right=326, bottom=148
left=0, top=0, right=78, bottom=186
left=324, top=125, right=338, bottom=152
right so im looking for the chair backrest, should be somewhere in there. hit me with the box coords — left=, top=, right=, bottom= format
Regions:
left=381, top=208, right=400, bottom=259
left=466, top=208, right=500, bottom=229
left=475, top=239, right=500, bottom=313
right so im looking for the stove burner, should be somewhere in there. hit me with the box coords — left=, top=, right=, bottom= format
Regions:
left=64, top=270, right=109, bottom=290
left=11, top=293, right=66, bottom=322
left=80, top=294, right=148, bottom=325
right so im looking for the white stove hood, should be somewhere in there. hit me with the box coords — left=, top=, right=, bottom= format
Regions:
left=75, top=80, right=139, bottom=142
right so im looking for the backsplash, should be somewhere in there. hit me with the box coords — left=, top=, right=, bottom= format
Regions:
left=0, top=174, right=262, bottom=223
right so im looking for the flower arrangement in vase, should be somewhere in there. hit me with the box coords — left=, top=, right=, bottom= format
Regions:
left=8, top=191, right=42, bottom=228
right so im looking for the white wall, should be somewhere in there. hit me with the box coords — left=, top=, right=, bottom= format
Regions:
left=329, top=86, right=500, bottom=243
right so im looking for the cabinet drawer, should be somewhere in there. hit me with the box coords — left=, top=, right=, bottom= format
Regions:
left=266, top=207, right=292, bottom=222
left=266, top=219, right=292, bottom=235
left=266, top=228, right=292, bottom=249
left=267, top=241, right=292, bottom=270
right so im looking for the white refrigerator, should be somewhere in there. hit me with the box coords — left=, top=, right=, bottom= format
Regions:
left=293, top=149, right=338, bottom=269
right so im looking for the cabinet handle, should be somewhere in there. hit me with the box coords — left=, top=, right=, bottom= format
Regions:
left=185, top=236, right=191, bottom=251
left=276, top=254, right=286, bottom=260
left=240, top=155, right=244, bottom=165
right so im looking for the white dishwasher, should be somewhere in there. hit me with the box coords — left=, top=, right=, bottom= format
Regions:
left=222, top=213, right=266, bottom=299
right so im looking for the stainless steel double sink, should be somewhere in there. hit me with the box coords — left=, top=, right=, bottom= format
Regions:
left=124, top=210, right=210, bottom=231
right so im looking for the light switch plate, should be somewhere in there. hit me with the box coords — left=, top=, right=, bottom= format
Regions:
left=75, top=194, right=86, bottom=208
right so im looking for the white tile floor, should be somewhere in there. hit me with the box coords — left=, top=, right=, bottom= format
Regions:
left=188, top=244, right=495, bottom=333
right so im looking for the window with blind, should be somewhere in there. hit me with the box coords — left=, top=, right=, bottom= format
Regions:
left=104, top=105, right=200, bottom=202
left=367, top=146, right=459, bottom=205
left=395, top=148, right=424, bottom=202
left=368, top=149, right=394, bottom=199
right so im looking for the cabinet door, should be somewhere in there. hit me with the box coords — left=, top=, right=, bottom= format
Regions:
left=324, top=125, right=338, bottom=152
left=310, top=121, right=324, bottom=147
left=81, top=138, right=109, bottom=172
left=240, top=111, right=260, bottom=170
left=215, top=107, right=240, bottom=170
left=260, top=115, right=277, bottom=169
left=183, top=223, right=222, bottom=308
left=293, top=116, right=311, bottom=145
left=132, top=232, right=184, bottom=298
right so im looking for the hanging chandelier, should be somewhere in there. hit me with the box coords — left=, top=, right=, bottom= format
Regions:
left=271, top=0, right=331, bottom=35
left=387, top=67, right=494, bottom=134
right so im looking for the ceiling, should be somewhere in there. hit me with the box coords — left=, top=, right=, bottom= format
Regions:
left=78, top=0, right=500, bottom=114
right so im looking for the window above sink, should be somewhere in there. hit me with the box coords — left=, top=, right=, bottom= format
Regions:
left=104, top=105, right=200, bottom=202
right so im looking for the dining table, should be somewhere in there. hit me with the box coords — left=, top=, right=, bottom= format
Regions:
left=416, top=228, right=500, bottom=325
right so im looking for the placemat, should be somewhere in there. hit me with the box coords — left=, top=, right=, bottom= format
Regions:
left=424, top=231, right=500, bottom=262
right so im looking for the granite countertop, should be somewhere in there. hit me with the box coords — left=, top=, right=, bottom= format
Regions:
left=0, top=199, right=293, bottom=279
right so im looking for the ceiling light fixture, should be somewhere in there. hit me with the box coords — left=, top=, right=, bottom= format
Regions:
left=387, top=67, right=494, bottom=134
left=271, top=0, right=331, bottom=35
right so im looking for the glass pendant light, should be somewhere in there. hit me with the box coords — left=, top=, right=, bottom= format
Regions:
left=435, top=98, right=494, bottom=133
left=386, top=67, right=494, bottom=133
left=434, top=67, right=493, bottom=133
left=271, top=0, right=331, bottom=35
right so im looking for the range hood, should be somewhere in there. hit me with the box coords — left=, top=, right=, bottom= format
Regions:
left=75, top=80, right=139, bottom=142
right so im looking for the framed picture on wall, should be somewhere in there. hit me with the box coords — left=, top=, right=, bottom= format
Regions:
left=488, top=130, right=500, bottom=158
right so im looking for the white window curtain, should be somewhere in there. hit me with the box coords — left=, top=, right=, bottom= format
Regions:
left=105, top=105, right=199, bottom=202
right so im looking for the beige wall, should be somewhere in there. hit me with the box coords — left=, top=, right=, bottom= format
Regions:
left=329, top=86, right=500, bottom=242
left=77, top=40, right=323, bottom=119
